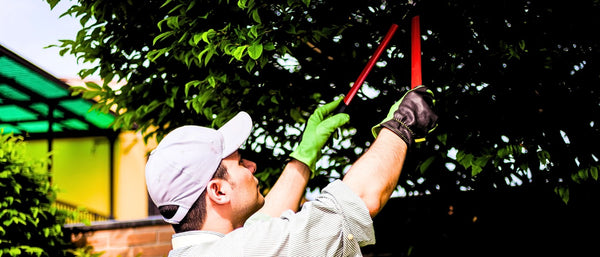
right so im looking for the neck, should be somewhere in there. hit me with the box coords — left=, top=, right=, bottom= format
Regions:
left=200, top=206, right=243, bottom=234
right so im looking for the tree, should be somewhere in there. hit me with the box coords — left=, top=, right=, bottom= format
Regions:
left=46, top=0, right=600, bottom=202
left=0, top=133, right=97, bottom=257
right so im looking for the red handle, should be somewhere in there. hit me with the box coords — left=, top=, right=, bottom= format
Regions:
left=411, top=16, right=422, bottom=89
left=343, top=24, right=399, bottom=106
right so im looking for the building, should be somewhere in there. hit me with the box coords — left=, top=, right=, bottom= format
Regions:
left=0, top=44, right=156, bottom=221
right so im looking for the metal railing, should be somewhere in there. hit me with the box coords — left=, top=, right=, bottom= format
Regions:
left=54, top=200, right=111, bottom=224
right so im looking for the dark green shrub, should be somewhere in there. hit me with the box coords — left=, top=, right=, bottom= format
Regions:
left=0, top=133, right=96, bottom=257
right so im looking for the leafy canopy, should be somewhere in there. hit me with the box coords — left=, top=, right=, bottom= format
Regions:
left=47, top=0, right=600, bottom=202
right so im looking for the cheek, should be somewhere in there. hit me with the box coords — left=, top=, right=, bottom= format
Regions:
left=246, top=173, right=257, bottom=185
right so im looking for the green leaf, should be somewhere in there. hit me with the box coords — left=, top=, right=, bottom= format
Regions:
left=237, top=0, right=247, bottom=9
left=82, top=90, right=101, bottom=99
left=591, top=166, right=599, bottom=180
left=8, top=247, right=22, bottom=255
left=474, top=155, right=491, bottom=168
left=245, top=60, right=256, bottom=72
left=160, top=0, right=174, bottom=8
left=197, top=47, right=211, bottom=63
left=59, top=48, right=69, bottom=56
left=202, top=29, right=216, bottom=43
left=554, top=186, right=570, bottom=204
left=457, top=151, right=474, bottom=169
left=471, top=165, right=483, bottom=176
left=157, top=19, right=167, bottom=31
left=257, top=95, right=269, bottom=106
left=165, top=97, right=175, bottom=108
left=249, top=25, right=259, bottom=38
left=78, top=67, right=99, bottom=79
left=437, top=133, right=448, bottom=146
left=153, top=31, right=175, bottom=45
left=220, top=97, right=229, bottom=109
left=537, top=150, right=550, bottom=165
left=232, top=45, right=248, bottom=60
left=46, top=0, right=60, bottom=9
left=191, top=98, right=201, bottom=114
left=80, top=13, right=90, bottom=27
left=263, top=42, right=275, bottom=51
left=168, top=4, right=184, bottom=15
left=85, top=81, right=101, bottom=90
left=419, top=156, right=436, bottom=174
left=290, top=108, right=305, bottom=123
left=248, top=43, right=263, bottom=60
left=186, top=1, right=196, bottom=12
left=251, top=10, right=261, bottom=23
left=208, top=76, right=216, bottom=87
left=193, top=33, right=203, bottom=45
left=204, top=48, right=215, bottom=66
left=178, top=31, right=189, bottom=43
left=147, top=48, right=168, bottom=62
left=185, top=80, right=201, bottom=96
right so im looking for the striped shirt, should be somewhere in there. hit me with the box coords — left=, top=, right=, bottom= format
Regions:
left=169, top=180, right=375, bottom=256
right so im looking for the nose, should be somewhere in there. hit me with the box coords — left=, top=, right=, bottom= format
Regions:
left=244, top=159, right=257, bottom=174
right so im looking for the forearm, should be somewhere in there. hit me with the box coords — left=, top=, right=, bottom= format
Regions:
left=343, top=128, right=407, bottom=217
left=259, top=159, right=310, bottom=216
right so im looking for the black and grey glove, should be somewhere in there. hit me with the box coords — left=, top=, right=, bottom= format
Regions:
left=371, top=85, right=438, bottom=147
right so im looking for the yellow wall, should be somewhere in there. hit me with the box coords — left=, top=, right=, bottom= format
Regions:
left=28, top=137, right=111, bottom=216
left=26, top=132, right=155, bottom=220
left=114, top=131, right=153, bottom=220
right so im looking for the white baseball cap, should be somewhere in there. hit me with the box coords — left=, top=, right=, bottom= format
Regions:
left=145, top=112, right=253, bottom=224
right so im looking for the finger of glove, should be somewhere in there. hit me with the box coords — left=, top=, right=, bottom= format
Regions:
left=308, top=98, right=344, bottom=126
left=413, top=86, right=436, bottom=107
left=317, top=113, right=350, bottom=135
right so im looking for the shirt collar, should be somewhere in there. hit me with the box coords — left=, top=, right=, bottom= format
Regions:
left=171, top=230, right=225, bottom=249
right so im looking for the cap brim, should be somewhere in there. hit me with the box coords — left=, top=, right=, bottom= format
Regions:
left=218, top=111, right=253, bottom=158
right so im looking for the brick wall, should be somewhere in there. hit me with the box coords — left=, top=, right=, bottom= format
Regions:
left=67, top=216, right=175, bottom=257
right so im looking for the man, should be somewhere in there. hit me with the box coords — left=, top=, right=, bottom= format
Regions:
left=145, top=86, right=438, bottom=256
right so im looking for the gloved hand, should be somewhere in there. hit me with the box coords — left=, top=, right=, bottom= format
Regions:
left=372, top=85, right=438, bottom=147
left=290, top=98, right=350, bottom=173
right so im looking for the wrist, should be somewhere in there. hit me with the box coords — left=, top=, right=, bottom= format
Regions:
left=286, top=158, right=311, bottom=178
left=289, top=148, right=317, bottom=172
left=377, top=128, right=408, bottom=149
left=381, top=121, right=413, bottom=147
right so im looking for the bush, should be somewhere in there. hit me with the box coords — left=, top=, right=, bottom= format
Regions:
left=0, top=133, right=97, bottom=257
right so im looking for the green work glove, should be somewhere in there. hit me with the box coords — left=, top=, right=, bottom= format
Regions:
left=372, top=85, right=438, bottom=147
left=290, top=98, right=350, bottom=173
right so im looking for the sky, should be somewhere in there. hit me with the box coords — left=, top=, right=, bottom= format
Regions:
left=0, top=0, right=95, bottom=80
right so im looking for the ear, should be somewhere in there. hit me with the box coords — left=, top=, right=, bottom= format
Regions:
left=206, top=179, right=231, bottom=205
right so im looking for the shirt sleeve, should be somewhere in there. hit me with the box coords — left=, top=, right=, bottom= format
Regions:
left=210, top=180, right=375, bottom=257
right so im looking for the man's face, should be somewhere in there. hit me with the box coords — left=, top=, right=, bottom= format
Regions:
left=221, top=150, right=265, bottom=221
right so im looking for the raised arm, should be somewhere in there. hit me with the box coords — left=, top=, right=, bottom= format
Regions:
left=343, top=86, right=438, bottom=217
left=343, top=129, right=407, bottom=217
left=259, top=98, right=350, bottom=217
left=259, top=159, right=310, bottom=216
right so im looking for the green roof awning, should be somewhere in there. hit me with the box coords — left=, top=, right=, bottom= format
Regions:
left=0, top=44, right=117, bottom=139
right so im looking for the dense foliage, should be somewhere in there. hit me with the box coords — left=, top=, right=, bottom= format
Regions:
left=47, top=0, right=599, bottom=202
left=0, top=133, right=90, bottom=257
